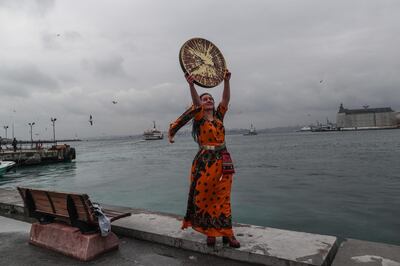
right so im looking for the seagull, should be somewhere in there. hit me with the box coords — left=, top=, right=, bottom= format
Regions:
left=89, top=115, right=93, bottom=126
left=112, top=101, right=118, bottom=104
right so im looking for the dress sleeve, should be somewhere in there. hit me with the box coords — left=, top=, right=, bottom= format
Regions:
left=216, top=103, right=228, bottom=121
left=194, top=105, right=204, bottom=121
left=169, top=105, right=202, bottom=139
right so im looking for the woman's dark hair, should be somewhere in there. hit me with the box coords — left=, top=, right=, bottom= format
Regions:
left=192, top=93, right=215, bottom=143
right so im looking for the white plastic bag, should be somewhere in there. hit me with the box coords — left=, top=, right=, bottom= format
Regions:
left=92, top=203, right=111, bottom=237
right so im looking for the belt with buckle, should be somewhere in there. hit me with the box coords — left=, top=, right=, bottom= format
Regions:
left=200, top=143, right=226, bottom=151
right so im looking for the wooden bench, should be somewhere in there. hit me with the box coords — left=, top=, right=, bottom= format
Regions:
left=17, top=187, right=131, bottom=261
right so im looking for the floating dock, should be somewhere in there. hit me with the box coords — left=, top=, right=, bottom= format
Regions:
left=0, top=144, right=76, bottom=166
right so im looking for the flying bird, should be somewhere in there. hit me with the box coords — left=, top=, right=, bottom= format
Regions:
left=320, top=80, right=323, bottom=83
left=89, top=115, right=93, bottom=126
left=112, top=101, right=118, bottom=104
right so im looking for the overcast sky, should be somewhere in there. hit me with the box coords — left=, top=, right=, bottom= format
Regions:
left=1, top=0, right=400, bottom=139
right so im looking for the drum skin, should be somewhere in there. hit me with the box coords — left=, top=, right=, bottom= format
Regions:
left=179, top=38, right=226, bottom=88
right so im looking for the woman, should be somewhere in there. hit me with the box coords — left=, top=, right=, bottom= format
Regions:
left=168, top=70, right=240, bottom=248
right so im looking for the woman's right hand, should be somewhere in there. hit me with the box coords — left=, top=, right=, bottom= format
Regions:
left=185, top=73, right=195, bottom=87
left=168, top=132, right=175, bottom=143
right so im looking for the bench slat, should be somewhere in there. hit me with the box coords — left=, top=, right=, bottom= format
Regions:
left=35, top=210, right=70, bottom=219
left=31, top=191, right=50, bottom=203
left=32, top=198, right=53, bottom=208
left=36, top=206, right=55, bottom=214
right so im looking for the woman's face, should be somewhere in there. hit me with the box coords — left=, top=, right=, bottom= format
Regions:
left=201, top=94, right=214, bottom=110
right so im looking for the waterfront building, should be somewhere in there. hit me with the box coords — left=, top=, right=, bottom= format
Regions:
left=336, top=103, right=400, bottom=130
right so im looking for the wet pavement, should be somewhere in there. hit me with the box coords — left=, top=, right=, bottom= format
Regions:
left=0, top=215, right=255, bottom=266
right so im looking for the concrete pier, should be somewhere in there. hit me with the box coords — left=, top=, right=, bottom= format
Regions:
left=0, top=144, right=75, bottom=166
left=1, top=188, right=399, bottom=265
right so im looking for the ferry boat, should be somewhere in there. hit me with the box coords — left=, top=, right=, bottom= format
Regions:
left=0, top=161, right=16, bottom=177
left=311, top=119, right=337, bottom=132
left=298, top=126, right=312, bottom=132
left=143, top=121, right=164, bottom=140
left=243, top=124, right=258, bottom=136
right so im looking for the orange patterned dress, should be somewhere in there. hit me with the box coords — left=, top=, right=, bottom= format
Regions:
left=169, top=103, right=235, bottom=237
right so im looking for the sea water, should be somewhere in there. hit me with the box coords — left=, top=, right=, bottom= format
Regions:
left=1, top=129, right=399, bottom=245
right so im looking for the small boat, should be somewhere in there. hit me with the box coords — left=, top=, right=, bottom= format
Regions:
left=298, top=126, right=312, bottom=132
left=243, top=124, right=258, bottom=136
left=311, top=119, right=337, bottom=132
left=143, top=121, right=164, bottom=140
left=0, top=161, right=16, bottom=177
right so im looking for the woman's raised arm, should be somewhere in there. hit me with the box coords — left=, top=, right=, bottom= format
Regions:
left=221, top=70, right=231, bottom=108
left=186, top=74, right=201, bottom=107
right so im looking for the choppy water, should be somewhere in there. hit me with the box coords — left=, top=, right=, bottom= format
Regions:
left=1, top=130, right=400, bottom=245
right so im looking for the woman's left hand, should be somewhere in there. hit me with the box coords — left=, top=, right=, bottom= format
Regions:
left=185, top=73, right=195, bottom=87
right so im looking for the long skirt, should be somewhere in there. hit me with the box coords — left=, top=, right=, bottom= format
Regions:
left=181, top=149, right=234, bottom=237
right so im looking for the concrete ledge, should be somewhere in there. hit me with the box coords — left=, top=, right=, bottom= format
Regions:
left=332, top=239, right=400, bottom=266
left=0, top=189, right=30, bottom=222
left=0, top=188, right=338, bottom=266
left=112, top=212, right=338, bottom=266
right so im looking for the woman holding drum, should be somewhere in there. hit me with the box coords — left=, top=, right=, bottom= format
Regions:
left=168, top=38, right=240, bottom=248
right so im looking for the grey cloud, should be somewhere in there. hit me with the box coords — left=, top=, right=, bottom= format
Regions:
left=81, top=56, right=128, bottom=78
left=2, top=0, right=400, bottom=138
left=63, top=31, right=82, bottom=42
left=94, top=56, right=127, bottom=77
left=41, top=30, right=82, bottom=50
left=57, top=75, right=77, bottom=85
left=0, top=65, right=58, bottom=97
left=0, top=0, right=54, bottom=16
left=41, top=32, right=61, bottom=50
left=0, top=83, right=30, bottom=98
